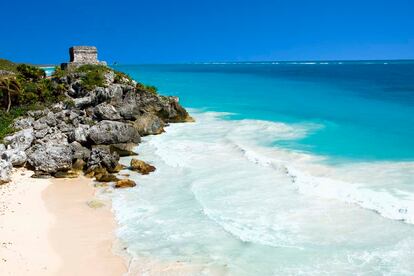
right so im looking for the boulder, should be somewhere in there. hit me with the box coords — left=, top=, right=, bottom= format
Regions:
left=95, top=173, right=119, bottom=182
left=133, top=113, right=165, bottom=136
left=0, top=159, right=13, bottom=184
left=36, top=128, right=68, bottom=145
left=1, top=149, right=27, bottom=166
left=117, top=90, right=140, bottom=120
left=34, top=112, right=58, bottom=128
left=87, top=146, right=119, bottom=172
left=71, top=124, right=90, bottom=144
left=70, top=141, right=91, bottom=161
left=73, top=96, right=93, bottom=109
left=94, top=103, right=122, bottom=121
left=130, top=158, right=156, bottom=175
left=57, top=121, right=75, bottom=134
left=109, top=143, right=138, bottom=157
left=0, top=144, right=5, bottom=153
left=3, top=128, right=34, bottom=151
left=12, top=117, right=34, bottom=130
left=72, top=159, right=86, bottom=171
left=107, top=163, right=125, bottom=173
left=88, top=121, right=140, bottom=145
left=26, top=144, right=72, bottom=174
left=27, top=109, right=50, bottom=119
left=115, top=179, right=136, bottom=188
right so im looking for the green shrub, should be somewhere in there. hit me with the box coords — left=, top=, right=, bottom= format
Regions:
left=114, top=70, right=132, bottom=84
left=16, top=64, right=46, bottom=81
left=136, top=82, right=158, bottom=95
left=52, top=66, right=66, bottom=78
left=0, top=106, right=36, bottom=141
left=76, top=64, right=109, bottom=90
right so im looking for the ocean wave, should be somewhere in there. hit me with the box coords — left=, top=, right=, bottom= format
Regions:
left=112, top=109, right=414, bottom=274
left=230, top=139, right=414, bottom=224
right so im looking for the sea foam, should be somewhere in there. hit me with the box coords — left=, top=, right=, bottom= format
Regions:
left=111, top=109, right=414, bottom=275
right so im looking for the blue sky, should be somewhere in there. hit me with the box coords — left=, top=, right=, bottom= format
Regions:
left=1, top=0, right=413, bottom=64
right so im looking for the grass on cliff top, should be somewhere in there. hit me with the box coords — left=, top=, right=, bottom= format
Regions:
left=76, top=64, right=109, bottom=90
left=0, top=59, right=18, bottom=73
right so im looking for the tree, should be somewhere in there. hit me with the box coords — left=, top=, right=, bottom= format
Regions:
left=0, top=76, right=21, bottom=113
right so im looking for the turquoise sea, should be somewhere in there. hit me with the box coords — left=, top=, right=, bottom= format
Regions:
left=111, top=61, right=414, bottom=275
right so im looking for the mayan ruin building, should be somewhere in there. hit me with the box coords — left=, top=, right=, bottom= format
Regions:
left=62, top=46, right=106, bottom=69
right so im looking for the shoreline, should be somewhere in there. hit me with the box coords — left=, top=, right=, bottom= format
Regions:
left=0, top=168, right=127, bottom=275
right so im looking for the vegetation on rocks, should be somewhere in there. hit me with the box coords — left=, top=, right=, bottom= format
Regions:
left=0, top=56, right=193, bottom=187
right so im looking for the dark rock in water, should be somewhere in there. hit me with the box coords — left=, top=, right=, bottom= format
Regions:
left=1, top=149, right=27, bottom=166
left=85, top=166, right=108, bottom=178
left=26, top=144, right=72, bottom=174
left=94, top=103, right=122, bottom=121
left=87, top=146, right=119, bottom=172
left=95, top=173, right=119, bottom=182
left=130, top=158, right=156, bottom=175
left=3, top=128, right=34, bottom=151
left=107, top=163, right=125, bottom=173
left=115, top=179, right=136, bottom=188
left=0, top=159, right=12, bottom=184
left=109, top=143, right=138, bottom=157
left=88, top=120, right=141, bottom=145
left=156, top=96, right=194, bottom=123
left=133, top=113, right=165, bottom=136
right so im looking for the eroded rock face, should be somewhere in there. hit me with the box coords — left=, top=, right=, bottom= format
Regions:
left=88, top=121, right=140, bottom=145
left=133, top=113, right=165, bottom=136
left=26, top=144, right=72, bottom=174
left=0, top=159, right=12, bottom=184
left=3, top=128, right=34, bottom=151
left=130, top=158, right=156, bottom=175
left=12, top=117, right=34, bottom=130
left=70, top=141, right=91, bottom=161
left=94, top=103, right=122, bottom=121
left=71, top=124, right=90, bottom=144
left=109, top=143, right=138, bottom=157
left=1, top=149, right=27, bottom=166
left=86, top=146, right=119, bottom=171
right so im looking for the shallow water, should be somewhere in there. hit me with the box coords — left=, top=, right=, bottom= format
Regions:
left=111, top=62, right=414, bottom=275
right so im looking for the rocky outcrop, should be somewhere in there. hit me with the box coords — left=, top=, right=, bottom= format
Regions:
left=109, top=143, right=137, bottom=157
left=0, top=59, right=191, bottom=184
left=88, top=121, right=140, bottom=145
left=94, top=103, right=122, bottom=121
left=130, top=158, right=156, bottom=175
left=133, top=113, right=164, bottom=136
left=26, top=144, right=72, bottom=174
left=86, top=146, right=119, bottom=172
left=0, top=159, right=12, bottom=184
left=1, top=149, right=27, bottom=166
left=3, top=128, right=34, bottom=151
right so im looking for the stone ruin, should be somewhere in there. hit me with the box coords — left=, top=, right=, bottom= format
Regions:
left=61, top=46, right=106, bottom=69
